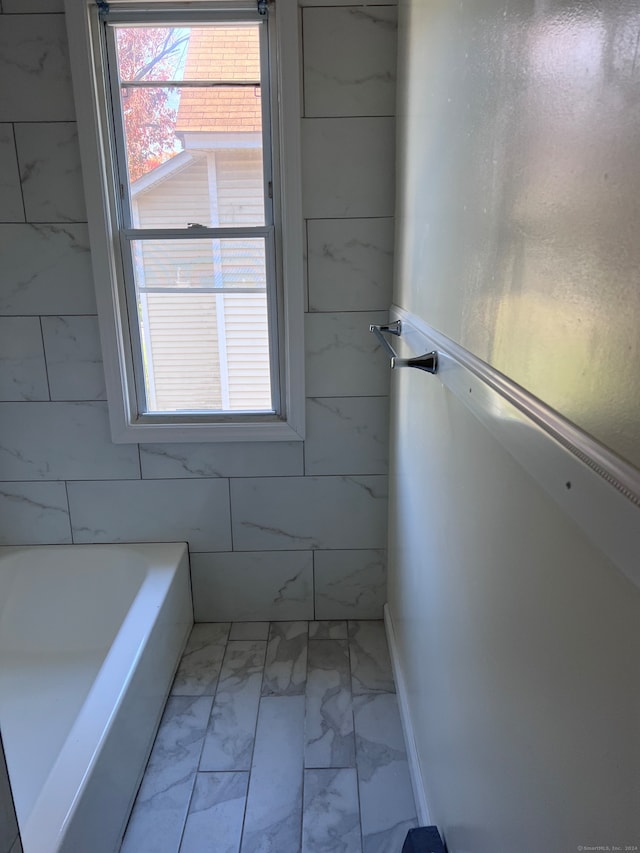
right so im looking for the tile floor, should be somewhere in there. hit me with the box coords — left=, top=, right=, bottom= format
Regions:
left=119, top=620, right=417, bottom=853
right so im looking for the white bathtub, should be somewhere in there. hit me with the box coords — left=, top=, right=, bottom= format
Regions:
left=0, top=543, right=193, bottom=853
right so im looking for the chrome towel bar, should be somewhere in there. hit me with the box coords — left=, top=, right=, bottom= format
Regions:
left=370, top=320, right=439, bottom=374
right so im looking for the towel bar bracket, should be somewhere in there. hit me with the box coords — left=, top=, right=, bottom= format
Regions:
left=369, top=320, right=438, bottom=375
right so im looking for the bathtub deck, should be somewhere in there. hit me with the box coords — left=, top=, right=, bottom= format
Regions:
left=119, top=620, right=417, bottom=853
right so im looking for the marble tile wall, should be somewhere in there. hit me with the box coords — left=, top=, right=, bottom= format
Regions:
left=0, top=735, right=20, bottom=853
left=0, top=3, right=397, bottom=624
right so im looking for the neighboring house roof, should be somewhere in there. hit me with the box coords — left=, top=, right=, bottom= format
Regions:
left=175, top=25, right=262, bottom=135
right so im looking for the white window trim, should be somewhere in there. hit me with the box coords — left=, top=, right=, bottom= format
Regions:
left=64, top=0, right=305, bottom=443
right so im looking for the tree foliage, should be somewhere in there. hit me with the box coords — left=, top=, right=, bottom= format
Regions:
left=116, top=27, right=189, bottom=182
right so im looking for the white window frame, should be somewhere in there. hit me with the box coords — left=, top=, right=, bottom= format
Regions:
left=64, top=0, right=305, bottom=443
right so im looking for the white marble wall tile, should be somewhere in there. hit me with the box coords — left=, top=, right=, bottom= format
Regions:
left=303, top=7, right=397, bottom=118
left=354, top=693, right=417, bottom=853
left=262, top=621, right=308, bottom=696
left=172, top=624, right=230, bottom=697
left=0, top=15, right=74, bottom=122
left=229, top=622, right=270, bottom=640
left=0, top=402, right=139, bottom=481
left=315, top=550, right=387, bottom=620
left=302, top=118, right=395, bottom=218
left=179, top=772, right=248, bottom=853
left=0, top=482, right=71, bottom=545
left=14, top=123, right=85, bottom=222
left=305, top=396, right=389, bottom=475
left=4, top=0, right=64, bottom=10
left=307, top=218, right=394, bottom=313
left=0, top=736, right=19, bottom=853
left=120, top=695, right=212, bottom=853
left=40, top=316, right=105, bottom=401
left=302, top=768, right=361, bottom=853
left=68, top=479, right=232, bottom=552
left=199, top=640, right=266, bottom=771
left=191, top=551, right=314, bottom=622
left=0, top=317, right=48, bottom=401
left=305, top=312, right=390, bottom=397
left=305, top=639, right=355, bottom=768
left=9, top=838, right=22, bottom=853
left=240, top=696, right=305, bottom=853
left=348, top=620, right=395, bottom=695
left=230, top=476, right=388, bottom=551
left=0, top=224, right=95, bottom=315
left=0, top=125, right=24, bottom=222
left=309, top=620, right=348, bottom=639
left=140, top=441, right=303, bottom=479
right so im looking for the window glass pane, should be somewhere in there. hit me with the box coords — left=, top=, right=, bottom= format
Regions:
left=130, top=238, right=267, bottom=290
left=114, top=25, right=265, bottom=226
left=130, top=238, right=273, bottom=413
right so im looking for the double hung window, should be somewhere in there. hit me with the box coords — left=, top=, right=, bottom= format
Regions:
left=65, top=0, right=304, bottom=442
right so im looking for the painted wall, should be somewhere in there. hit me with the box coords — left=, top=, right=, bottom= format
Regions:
left=0, top=0, right=396, bottom=623
left=388, top=0, right=640, bottom=851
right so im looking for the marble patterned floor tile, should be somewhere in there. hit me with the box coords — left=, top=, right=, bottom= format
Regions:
left=302, top=768, right=361, bottom=853
left=172, top=623, right=230, bottom=697
left=120, top=695, right=212, bottom=853
left=354, top=694, right=417, bottom=853
left=348, top=621, right=395, bottom=695
left=305, top=639, right=355, bottom=768
left=179, top=772, right=248, bottom=853
left=229, top=621, right=270, bottom=641
left=199, top=641, right=266, bottom=772
left=309, top=621, right=348, bottom=640
left=240, top=696, right=305, bottom=853
left=261, top=621, right=308, bottom=696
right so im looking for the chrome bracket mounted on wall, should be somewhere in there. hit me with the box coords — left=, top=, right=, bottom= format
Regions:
left=370, top=320, right=439, bottom=374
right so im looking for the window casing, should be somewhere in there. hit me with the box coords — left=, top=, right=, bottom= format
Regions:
left=64, top=0, right=305, bottom=442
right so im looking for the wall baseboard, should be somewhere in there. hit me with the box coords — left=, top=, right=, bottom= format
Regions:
left=384, top=602, right=432, bottom=827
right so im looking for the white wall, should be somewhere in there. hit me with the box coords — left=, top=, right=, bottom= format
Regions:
left=0, top=0, right=397, bottom=623
left=388, top=0, right=640, bottom=850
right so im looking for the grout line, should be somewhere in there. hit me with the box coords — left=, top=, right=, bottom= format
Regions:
left=64, top=479, right=74, bottom=544
left=228, top=478, right=235, bottom=551
left=11, top=123, right=27, bottom=223
left=311, top=550, right=316, bottom=620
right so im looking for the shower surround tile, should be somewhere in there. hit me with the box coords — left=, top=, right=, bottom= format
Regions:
left=349, top=620, right=395, bottom=695
left=301, top=118, right=395, bottom=218
left=140, top=441, right=303, bottom=478
left=3, top=0, right=65, bottom=9
left=0, top=14, right=74, bottom=122
left=307, top=218, right=394, bottom=313
left=305, top=396, right=389, bottom=475
left=41, top=316, right=105, bottom=401
left=179, top=772, right=248, bottom=853
left=354, top=693, right=417, bottom=853
left=0, top=125, right=23, bottom=222
left=199, top=640, right=266, bottom=772
left=261, top=621, right=308, bottom=696
left=302, top=768, right=361, bottom=853
left=304, top=312, right=390, bottom=398
left=0, top=317, right=48, bottom=401
left=120, top=695, right=212, bottom=853
left=240, top=696, right=305, bottom=853
left=14, top=122, right=86, bottom=222
left=172, top=623, right=230, bottom=697
left=315, top=550, right=387, bottom=620
left=0, top=482, right=71, bottom=545
left=0, top=402, right=139, bottom=481
left=305, top=639, right=355, bottom=768
left=0, top=224, right=95, bottom=316
left=191, top=551, right=314, bottom=622
left=230, top=476, right=388, bottom=551
left=303, top=7, right=397, bottom=118
left=67, top=479, right=232, bottom=552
